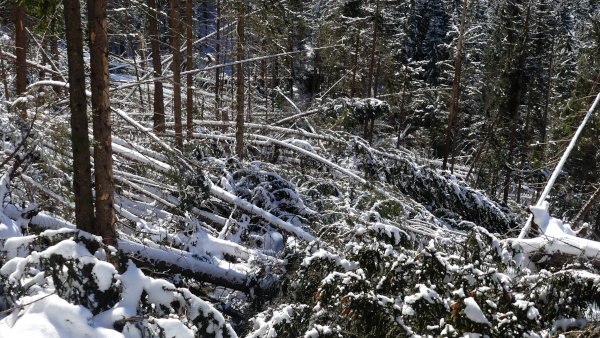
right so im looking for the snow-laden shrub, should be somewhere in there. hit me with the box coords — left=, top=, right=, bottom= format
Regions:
left=245, top=225, right=600, bottom=337
left=346, top=139, right=521, bottom=233
left=320, top=98, right=390, bottom=131
left=217, top=164, right=318, bottom=253
left=0, top=229, right=236, bottom=337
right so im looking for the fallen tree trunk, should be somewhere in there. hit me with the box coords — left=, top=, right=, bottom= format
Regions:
left=352, top=141, right=519, bottom=233
left=507, top=235, right=600, bottom=260
left=2, top=204, right=266, bottom=293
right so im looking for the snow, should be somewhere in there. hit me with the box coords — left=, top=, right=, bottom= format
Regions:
left=247, top=304, right=307, bottom=338
left=0, top=293, right=124, bottom=338
left=463, top=297, right=490, bottom=325
left=0, top=211, right=21, bottom=239
left=92, top=261, right=116, bottom=292
left=210, top=182, right=317, bottom=242
left=3, top=235, right=35, bottom=258
left=303, top=325, right=333, bottom=337
left=530, top=202, right=575, bottom=237
left=263, top=230, right=284, bottom=252
left=404, top=284, right=440, bottom=305
left=302, top=248, right=358, bottom=270
left=154, top=318, right=195, bottom=338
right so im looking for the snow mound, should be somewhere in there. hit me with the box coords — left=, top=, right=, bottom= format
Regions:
left=464, top=297, right=490, bottom=325
left=0, top=293, right=123, bottom=338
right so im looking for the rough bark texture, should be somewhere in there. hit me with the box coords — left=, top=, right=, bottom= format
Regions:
left=148, top=0, right=165, bottom=133
left=39, top=37, right=47, bottom=80
left=214, top=0, right=221, bottom=121
left=235, top=0, right=245, bottom=158
left=63, top=0, right=95, bottom=235
left=351, top=35, right=360, bottom=98
left=574, top=186, right=600, bottom=227
left=0, top=53, right=9, bottom=101
left=15, top=3, right=26, bottom=118
left=50, top=36, right=61, bottom=94
left=442, top=0, right=468, bottom=171
left=171, top=0, right=183, bottom=150
left=88, top=0, right=117, bottom=247
left=502, top=3, right=531, bottom=204
left=185, top=0, right=194, bottom=139
left=261, top=57, right=267, bottom=120
left=366, top=0, right=379, bottom=98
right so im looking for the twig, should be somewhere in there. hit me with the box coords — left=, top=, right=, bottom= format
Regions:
left=0, top=292, right=57, bottom=315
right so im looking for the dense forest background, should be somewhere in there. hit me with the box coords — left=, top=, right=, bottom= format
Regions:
left=1, top=0, right=600, bottom=336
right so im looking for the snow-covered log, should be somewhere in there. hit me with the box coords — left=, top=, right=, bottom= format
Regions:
left=118, top=239, right=259, bottom=293
left=249, top=134, right=367, bottom=184
left=508, top=203, right=600, bottom=262
left=209, top=183, right=316, bottom=242
left=2, top=204, right=265, bottom=293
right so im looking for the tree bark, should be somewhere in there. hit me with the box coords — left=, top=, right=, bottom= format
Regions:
left=63, top=0, right=95, bottom=235
left=15, top=3, right=26, bottom=97
left=214, top=0, right=221, bottom=121
left=442, top=0, right=468, bottom=171
left=350, top=35, right=360, bottom=97
left=396, top=74, right=408, bottom=149
left=50, top=35, right=61, bottom=94
left=247, top=65, right=253, bottom=123
left=272, top=60, right=278, bottom=113
left=185, top=0, right=194, bottom=139
left=261, top=56, right=267, bottom=121
left=540, top=35, right=555, bottom=163
left=288, top=34, right=294, bottom=99
left=366, top=0, right=379, bottom=98
left=170, top=0, right=183, bottom=150
left=574, top=186, right=600, bottom=227
left=88, top=0, right=117, bottom=247
left=39, top=37, right=47, bottom=80
left=235, top=0, right=245, bottom=158
left=0, top=51, right=9, bottom=102
left=15, top=2, right=26, bottom=118
left=147, top=0, right=166, bottom=133
left=502, top=2, right=531, bottom=204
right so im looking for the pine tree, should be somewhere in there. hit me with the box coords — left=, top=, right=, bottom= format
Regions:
left=88, top=0, right=117, bottom=247
left=14, top=1, right=26, bottom=117
left=147, top=0, right=166, bottom=133
left=63, top=0, right=95, bottom=234
left=235, top=0, right=245, bottom=158
left=170, top=0, right=183, bottom=149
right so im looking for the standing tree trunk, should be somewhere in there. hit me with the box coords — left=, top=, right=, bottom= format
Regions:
left=288, top=34, right=294, bottom=99
left=442, top=0, right=468, bottom=171
left=350, top=35, right=360, bottom=97
left=170, top=0, right=184, bottom=149
left=214, top=0, right=221, bottom=121
left=62, top=0, right=95, bottom=234
left=396, top=72, right=408, bottom=149
left=88, top=0, right=117, bottom=247
left=185, top=0, right=194, bottom=138
left=272, top=59, right=278, bottom=113
left=502, top=3, right=531, bottom=204
left=235, top=0, right=245, bottom=158
left=148, top=0, right=166, bottom=132
left=0, top=56, right=9, bottom=101
left=540, top=35, right=555, bottom=163
left=39, top=37, right=47, bottom=80
left=15, top=2, right=26, bottom=117
left=50, top=35, right=61, bottom=94
left=366, top=0, right=379, bottom=98
left=261, top=55, right=267, bottom=121
left=574, top=186, right=600, bottom=227
left=247, top=65, right=253, bottom=123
